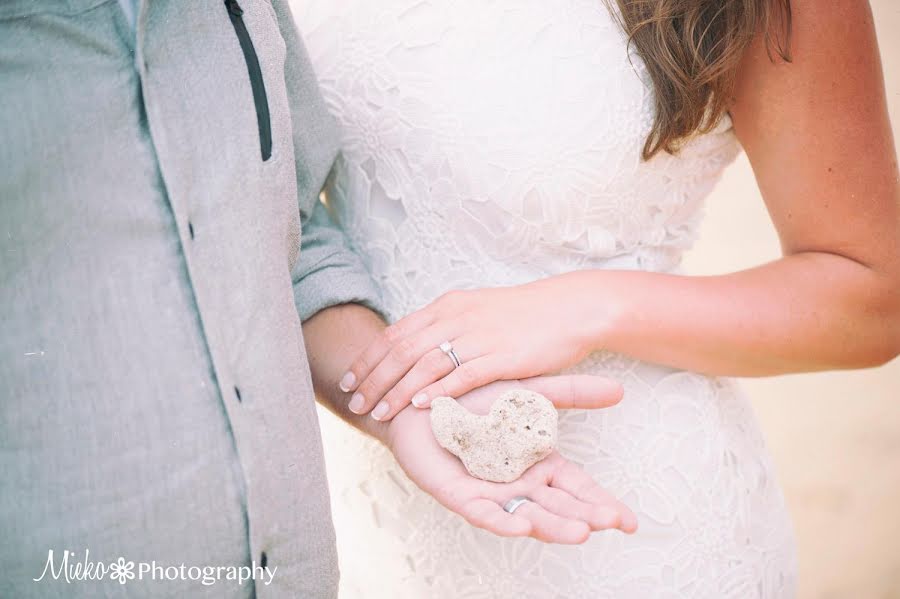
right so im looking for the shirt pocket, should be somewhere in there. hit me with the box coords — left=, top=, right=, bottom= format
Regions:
left=223, top=0, right=285, bottom=162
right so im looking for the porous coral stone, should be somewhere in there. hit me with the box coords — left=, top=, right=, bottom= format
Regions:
left=430, top=389, right=558, bottom=483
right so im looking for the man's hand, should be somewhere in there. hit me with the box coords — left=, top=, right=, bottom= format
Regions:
left=385, top=376, right=638, bottom=543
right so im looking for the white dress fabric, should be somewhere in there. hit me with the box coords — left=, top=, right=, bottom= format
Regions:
left=293, top=1, right=798, bottom=597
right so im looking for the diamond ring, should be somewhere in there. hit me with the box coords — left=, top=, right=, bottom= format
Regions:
left=439, top=341, right=462, bottom=368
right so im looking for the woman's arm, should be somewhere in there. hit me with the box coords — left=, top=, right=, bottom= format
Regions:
left=589, top=0, right=900, bottom=376
left=339, top=0, right=900, bottom=419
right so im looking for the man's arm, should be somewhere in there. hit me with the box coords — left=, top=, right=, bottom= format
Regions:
left=268, top=0, right=388, bottom=428
left=268, top=0, right=384, bottom=323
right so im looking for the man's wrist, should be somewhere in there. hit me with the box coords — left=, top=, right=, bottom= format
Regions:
left=358, top=412, right=391, bottom=444
left=379, top=407, right=414, bottom=453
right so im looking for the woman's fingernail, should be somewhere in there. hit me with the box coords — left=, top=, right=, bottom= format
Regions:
left=348, top=393, right=365, bottom=414
left=412, top=393, right=428, bottom=408
left=371, top=401, right=389, bottom=421
left=595, top=508, right=621, bottom=530
left=339, top=372, right=356, bottom=392
left=621, top=511, right=639, bottom=533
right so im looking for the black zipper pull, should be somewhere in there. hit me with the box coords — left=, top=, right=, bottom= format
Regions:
left=225, top=0, right=243, bottom=18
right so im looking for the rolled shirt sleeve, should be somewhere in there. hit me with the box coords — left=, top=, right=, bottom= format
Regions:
left=292, top=200, right=384, bottom=321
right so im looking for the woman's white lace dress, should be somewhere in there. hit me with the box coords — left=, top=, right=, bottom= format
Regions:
left=293, top=1, right=798, bottom=596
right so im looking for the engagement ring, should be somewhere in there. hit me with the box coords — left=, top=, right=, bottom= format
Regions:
left=439, top=341, right=462, bottom=368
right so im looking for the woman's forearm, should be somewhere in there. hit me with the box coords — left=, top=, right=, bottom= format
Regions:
left=571, top=252, right=900, bottom=376
left=334, top=249, right=899, bottom=416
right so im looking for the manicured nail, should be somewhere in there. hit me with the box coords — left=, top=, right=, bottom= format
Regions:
left=371, top=401, right=389, bottom=421
left=339, top=371, right=356, bottom=392
left=412, top=393, right=428, bottom=408
left=594, top=508, right=621, bottom=530
left=348, top=393, right=365, bottom=414
left=620, top=510, right=639, bottom=534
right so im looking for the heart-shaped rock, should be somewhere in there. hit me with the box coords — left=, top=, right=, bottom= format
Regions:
left=430, top=389, right=558, bottom=483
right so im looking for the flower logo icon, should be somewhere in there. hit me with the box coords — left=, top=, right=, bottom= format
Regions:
left=109, top=556, right=135, bottom=585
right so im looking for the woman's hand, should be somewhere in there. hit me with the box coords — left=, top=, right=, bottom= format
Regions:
left=339, top=273, right=612, bottom=420
left=386, top=377, right=637, bottom=542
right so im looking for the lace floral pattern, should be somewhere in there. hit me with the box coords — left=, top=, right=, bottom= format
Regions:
left=292, top=0, right=797, bottom=596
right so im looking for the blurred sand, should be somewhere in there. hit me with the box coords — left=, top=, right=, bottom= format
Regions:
left=683, top=1, right=900, bottom=597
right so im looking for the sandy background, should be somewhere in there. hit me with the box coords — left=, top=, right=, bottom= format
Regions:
left=682, top=1, right=900, bottom=597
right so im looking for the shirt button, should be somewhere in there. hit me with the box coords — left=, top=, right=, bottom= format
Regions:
left=188, top=222, right=195, bottom=239
left=234, top=386, right=242, bottom=402
left=260, top=551, right=268, bottom=569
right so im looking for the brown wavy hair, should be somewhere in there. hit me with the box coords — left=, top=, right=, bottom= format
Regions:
left=608, top=0, right=792, bottom=159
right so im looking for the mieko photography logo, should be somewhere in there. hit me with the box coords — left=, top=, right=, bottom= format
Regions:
left=33, top=549, right=277, bottom=587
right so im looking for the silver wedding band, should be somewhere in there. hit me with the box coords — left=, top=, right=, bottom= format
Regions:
left=502, top=496, right=531, bottom=515
left=439, top=341, right=462, bottom=369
